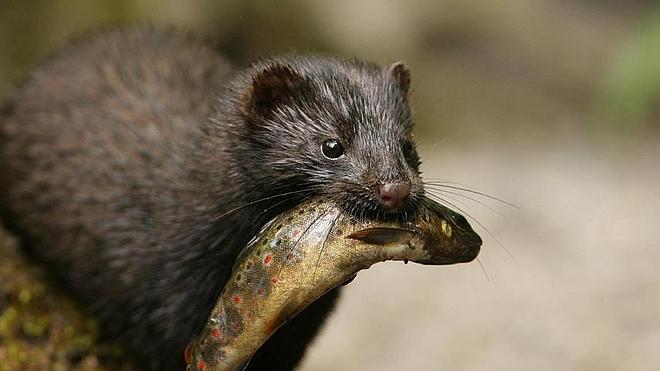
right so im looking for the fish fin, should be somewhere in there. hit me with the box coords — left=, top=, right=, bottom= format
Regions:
left=346, top=228, right=415, bottom=245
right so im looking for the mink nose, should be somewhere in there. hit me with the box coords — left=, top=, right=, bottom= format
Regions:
left=378, top=181, right=411, bottom=211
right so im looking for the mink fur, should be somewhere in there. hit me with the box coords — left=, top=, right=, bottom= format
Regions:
left=0, top=27, right=423, bottom=370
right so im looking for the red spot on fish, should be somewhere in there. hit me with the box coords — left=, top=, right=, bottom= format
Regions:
left=184, top=343, right=193, bottom=364
left=197, top=360, right=207, bottom=370
left=232, top=322, right=240, bottom=331
left=292, top=229, right=301, bottom=238
left=263, top=254, right=272, bottom=265
left=211, top=328, right=221, bottom=339
left=232, top=295, right=241, bottom=304
left=258, top=287, right=265, bottom=296
left=272, top=277, right=278, bottom=284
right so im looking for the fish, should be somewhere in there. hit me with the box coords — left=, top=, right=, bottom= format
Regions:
left=185, top=197, right=481, bottom=370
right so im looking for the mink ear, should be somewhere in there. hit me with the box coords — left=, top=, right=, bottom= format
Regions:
left=242, top=64, right=303, bottom=117
left=388, top=62, right=411, bottom=97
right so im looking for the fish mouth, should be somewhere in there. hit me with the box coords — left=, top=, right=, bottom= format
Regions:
left=417, top=230, right=482, bottom=265
left=456, top=233, right=482, bottom=263
left=453, top=244, right=481, bottom=263
left=416, top=247, right=480, bottom=265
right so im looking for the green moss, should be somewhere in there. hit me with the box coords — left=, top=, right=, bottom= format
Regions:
left=0, top=236, right=136, bottom=370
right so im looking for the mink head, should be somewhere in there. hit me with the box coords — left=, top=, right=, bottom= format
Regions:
left=226, top=55, right=424, bottom=220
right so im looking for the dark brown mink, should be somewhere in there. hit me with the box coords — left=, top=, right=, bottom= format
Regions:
left=0, top=27, right=425, bottom=370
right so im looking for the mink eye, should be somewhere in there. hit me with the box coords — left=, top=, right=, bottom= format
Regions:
left=321, top=139, right=344, bottom=159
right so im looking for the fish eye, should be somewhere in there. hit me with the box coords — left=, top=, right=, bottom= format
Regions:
left=321, top=139, right=344, bottom=159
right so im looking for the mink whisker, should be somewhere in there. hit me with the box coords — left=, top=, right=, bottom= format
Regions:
left=476, top=258, right=491, bottom=281
left=425, top=190, right=478, bottom=217
left=277, top=206, right=333, bottom=278
left=425, top=187, right=500, bottom=215
left=423, top=180, right=519, bottom=209
left=311, top=210, right=341, bottom=285
left=214, top=187, right=319, bottom=222
left=261, top=198, right=293, bottom=216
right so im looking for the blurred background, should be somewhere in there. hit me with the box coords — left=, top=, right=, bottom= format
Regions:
left=1, top=1, right=659, bottom=370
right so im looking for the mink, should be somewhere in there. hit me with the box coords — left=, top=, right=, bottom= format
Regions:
left=0, top=27, right=424, bottom=370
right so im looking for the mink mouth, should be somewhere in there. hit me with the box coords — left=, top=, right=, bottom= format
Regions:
left=277, top=180, right=424, bottom=223
left=333, top=196, right=423, bottom=223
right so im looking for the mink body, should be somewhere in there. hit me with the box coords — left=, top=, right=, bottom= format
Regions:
left=0, top=27, right=423, bottom=370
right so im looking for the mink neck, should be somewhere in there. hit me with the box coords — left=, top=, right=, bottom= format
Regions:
left=138, top=92, right=302, bottom=345
left=170, top=87, right=303, bottom=277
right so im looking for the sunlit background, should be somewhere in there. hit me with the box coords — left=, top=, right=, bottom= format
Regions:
left=1, top=1, right=659, bottom=370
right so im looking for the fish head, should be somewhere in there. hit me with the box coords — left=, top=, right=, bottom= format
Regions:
left=415, top=202, right=481, bottom=264
left=345, top=199, right=481, bottom=265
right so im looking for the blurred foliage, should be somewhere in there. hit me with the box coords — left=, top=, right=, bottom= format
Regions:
left=0, top=0, right=339, bottom=99
left=594, top=9, right=660, bottom=134
left=1, top=0, right=659, bottom=143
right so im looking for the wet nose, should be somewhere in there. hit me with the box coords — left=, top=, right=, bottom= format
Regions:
left=378, top=181, right=411, bottom=210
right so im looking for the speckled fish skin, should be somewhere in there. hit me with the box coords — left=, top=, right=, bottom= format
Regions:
left=185, top=198, right=481, bottom=371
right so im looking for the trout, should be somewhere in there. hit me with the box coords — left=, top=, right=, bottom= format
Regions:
left=186, top=198, right=481, bottom=370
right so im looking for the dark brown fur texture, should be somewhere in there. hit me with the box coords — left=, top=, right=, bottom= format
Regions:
left=0, top=27, right=423, bottom=370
